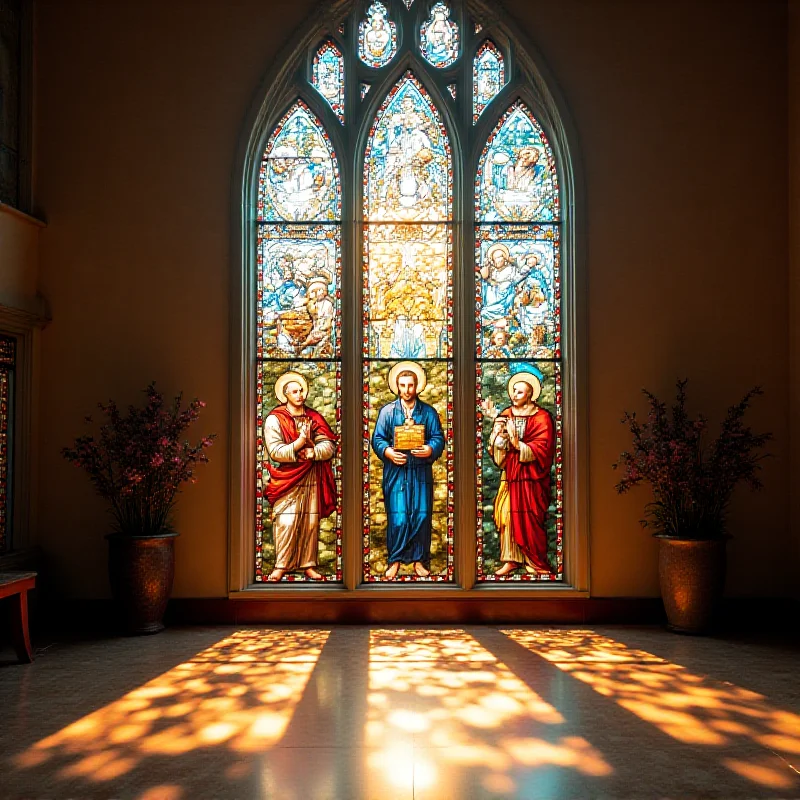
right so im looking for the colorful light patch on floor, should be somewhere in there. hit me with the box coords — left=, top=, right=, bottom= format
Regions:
left=502, top=629, right=800, bottom=791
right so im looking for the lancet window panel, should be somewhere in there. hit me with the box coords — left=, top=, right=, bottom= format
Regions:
left=473, top=40, right=505, bottom=123
left=312, top=40, right=345, bottom=123
left=255, top=98, right=343, bottom=584
left=474, top=98, right=564, bottom=583
left=362, top=69, right=455, bottom=583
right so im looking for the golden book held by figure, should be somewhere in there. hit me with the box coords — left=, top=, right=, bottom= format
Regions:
left=394, top=420, right=425, bottom=450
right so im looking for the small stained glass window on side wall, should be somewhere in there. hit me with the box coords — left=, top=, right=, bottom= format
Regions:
left=0, top=1, right=22, bottom=207
left=420, top=2, right=459, bottom=69
left=255, top=102, right=343, bottom=583
left=358, top=2, right=397, bottom=68
left=473, top=40, right=505, bottom=123
left=0, top=336, right=16, bottom=554
left=363, top=73, right=454, bottom=583
left=475, top=102, right=563, bottom=583
left=312, top=40, right=345, bottom=123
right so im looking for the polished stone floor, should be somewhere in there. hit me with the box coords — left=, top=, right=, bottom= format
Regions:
left=1, top=625, right=799, bottom=799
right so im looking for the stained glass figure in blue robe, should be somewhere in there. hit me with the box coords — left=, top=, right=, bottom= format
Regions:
left=371, top=362, right=445, bottom=579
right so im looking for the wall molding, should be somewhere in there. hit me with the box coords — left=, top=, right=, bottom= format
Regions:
left=31, top=596, right=799, bottom=631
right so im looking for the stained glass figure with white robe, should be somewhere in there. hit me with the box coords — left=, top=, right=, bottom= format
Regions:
left=263, top=371, right=337, bottom=581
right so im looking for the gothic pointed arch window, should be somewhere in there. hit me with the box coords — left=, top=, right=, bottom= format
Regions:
left=232, top=0, right=586, bottom=595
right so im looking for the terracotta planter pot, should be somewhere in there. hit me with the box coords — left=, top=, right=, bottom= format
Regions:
left=106, top=532, right=178, bottom=634
left=657, top=536, right=728, bottom=634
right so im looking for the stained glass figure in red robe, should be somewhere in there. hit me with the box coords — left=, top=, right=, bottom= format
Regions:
left=263, top=371, right=337, bottom=581
left=482, top=367, right=555, bottom=576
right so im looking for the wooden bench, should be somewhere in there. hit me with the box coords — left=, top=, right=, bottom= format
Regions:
left=0, top=571, right=36, bottom=663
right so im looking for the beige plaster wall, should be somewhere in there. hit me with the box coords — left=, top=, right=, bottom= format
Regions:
left=33, top=0, right=792, bottom=598
left=0, top=207, right=41, bottom=313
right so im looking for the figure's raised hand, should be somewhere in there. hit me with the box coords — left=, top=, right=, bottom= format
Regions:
left=481, top=397, right=497, bottom=419
left=385, top=447, right=407, bottom=465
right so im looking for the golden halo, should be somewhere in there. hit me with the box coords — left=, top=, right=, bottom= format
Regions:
left=275, top=371, right=309, bottom=403
left=507, top=371, right=542, bottom=403
left=486, top=243, right=511, bottom=263
left=388, top=361, right=427, bottom=395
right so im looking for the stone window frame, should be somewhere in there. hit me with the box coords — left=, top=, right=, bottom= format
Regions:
left=228, top=0, right=588, bottom=598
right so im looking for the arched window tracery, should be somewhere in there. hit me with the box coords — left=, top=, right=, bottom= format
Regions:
left=244, top=0, right=577, bottom=591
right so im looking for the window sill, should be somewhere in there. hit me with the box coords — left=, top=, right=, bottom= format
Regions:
left=0, top=202, right=46, bottom=228
left=229, top=584, right=589, bottom=600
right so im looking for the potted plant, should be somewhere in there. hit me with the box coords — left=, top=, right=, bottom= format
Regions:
left=63, top=383, right=215, bottom=634
left=613, top=379, right=771, bottom=633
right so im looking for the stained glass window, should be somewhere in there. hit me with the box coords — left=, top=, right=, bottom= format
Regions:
left=0, top=336, right=16, bottom=554
left=363, top=73, right=454, bottom=582
left=256, top=101, right=342, bottom=583
left=312, top=40, right=345, bottom=123
left=475, top=101, right=563, bottom=582
left=358, top=2, right=397, bottom=68
left=420, top=2, right=459, bottom=68
left=0, top=2, right=22, bottom=207
left=251, top=1, right=571, bottom=590
left=473, top=40, right=505, bottom=123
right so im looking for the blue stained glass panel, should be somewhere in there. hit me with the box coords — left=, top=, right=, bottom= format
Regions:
left=258, top=101, right=341, bottom=222
left=312, top=41, right=345, bottom=123
left=258, top=224, right=341, bottom=359
left=358, top=2, right=397, bottom=68
left=475, top=224, right=561, bottom=360
left=364, top=73, right=452, bottom=222
left=473, top=41, right=505, bottom=123
left=420, top=2, right=459, bottom=68
left=476, top=103, right=559, bottom=222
